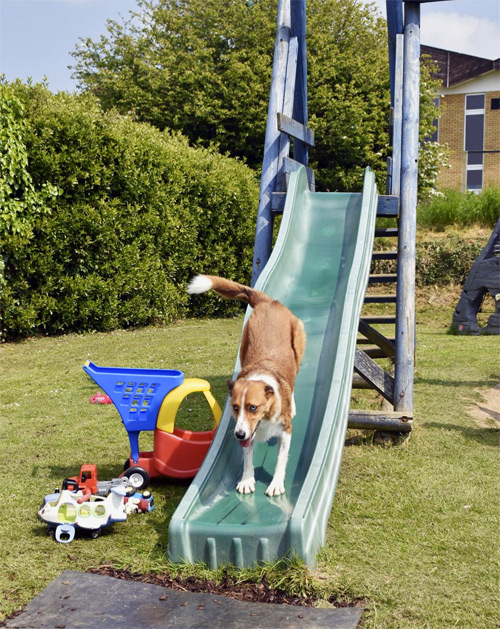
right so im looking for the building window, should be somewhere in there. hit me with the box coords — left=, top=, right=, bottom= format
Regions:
left=428, top=97, right=439, bottom=142
left=491, top=98, right=500, bottom=111
left=465, top=94, right=485, bottom=191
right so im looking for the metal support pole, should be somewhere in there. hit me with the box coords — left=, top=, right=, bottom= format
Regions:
left=394, top=2, right=419, bottom=413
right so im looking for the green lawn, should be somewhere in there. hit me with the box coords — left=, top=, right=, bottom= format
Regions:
left=0, top=304, right=498, bottom=627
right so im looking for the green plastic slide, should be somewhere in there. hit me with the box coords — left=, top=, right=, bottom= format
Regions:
left=168, top=166, right=378, bottom=568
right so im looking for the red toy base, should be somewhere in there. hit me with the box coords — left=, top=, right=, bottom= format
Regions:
left=126, top=427, right=217, bottom=479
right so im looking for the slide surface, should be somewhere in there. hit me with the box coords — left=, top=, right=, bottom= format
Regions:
left=168, top=166, right=377, bottom=568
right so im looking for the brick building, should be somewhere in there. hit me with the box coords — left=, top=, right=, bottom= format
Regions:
left=422, top=45, right=500, bottom=192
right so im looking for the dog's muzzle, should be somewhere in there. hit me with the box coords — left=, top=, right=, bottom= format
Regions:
left=234, top=422, right=260, bottom=448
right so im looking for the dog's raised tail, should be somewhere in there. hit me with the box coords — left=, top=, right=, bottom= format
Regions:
left=187, top=274, right=270, bottom=308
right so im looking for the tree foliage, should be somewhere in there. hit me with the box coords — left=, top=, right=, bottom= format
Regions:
left=72, top=0, right=275, bottom=169
left=0, top=82, right=258, bottom=340
left=71, top=0, right=443, bottom=194
left=306, top=0, right=390, bottom=190
left=0, top=82, right=58, bottom=245
left=418, top=57, right=449, bottom=201
left=70, top=0, right=388, bottom=190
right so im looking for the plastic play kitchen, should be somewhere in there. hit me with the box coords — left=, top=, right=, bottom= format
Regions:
left=83, top=362, right=222, bottom=481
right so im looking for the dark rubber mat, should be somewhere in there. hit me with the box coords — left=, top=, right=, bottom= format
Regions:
left=5, top=570, right=363, bottom=628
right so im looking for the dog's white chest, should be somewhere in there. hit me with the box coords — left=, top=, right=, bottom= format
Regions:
left=255, top=419, right=284, bottom=443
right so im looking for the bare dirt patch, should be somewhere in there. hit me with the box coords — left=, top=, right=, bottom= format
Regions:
left=88, top=566, right=365, bottom=609
left=467, top=383, right=500, bottom=429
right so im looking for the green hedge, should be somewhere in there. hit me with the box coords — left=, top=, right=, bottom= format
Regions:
left=1, top=82, right=259, bottom=340
left=373, top=232, right=486, bottom=287
left=416, top=235, right=485, bottom=286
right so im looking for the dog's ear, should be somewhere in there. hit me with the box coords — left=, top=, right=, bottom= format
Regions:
left=227, top=379, right=234, bottom=392
left=264, top=385, right=274, bottom=399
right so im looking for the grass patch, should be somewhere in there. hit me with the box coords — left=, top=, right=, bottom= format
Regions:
left=1, top=303, right=499, bottom=627
left=417, top=186, right=500, bottom=230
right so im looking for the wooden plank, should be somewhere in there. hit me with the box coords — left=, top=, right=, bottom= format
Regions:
left=391, top=34, right=404, bottom=196
left=269, top=193, right=398, bottom=218
left=357, top=337, right=396, bottom=345
left=377, top=195, right=399, bottom=216
left=278, top=36, right=298, bottom=172
left=375, top=227, right=398, bottom=238
left=372, top=251, right=398, bottom=260
left=348, top=409, right=413, bottom=432
left=282, top=38, right=298, bottom=117
left=290, top=0, right=308, bottom=167
left=282, top=156, right=315, bottom=190
left=386, top=0, right=404, bottom=106
left=361, top=315, right=396, bottom=324
left=277, top=112, right=315, bottom=147
left=358, top=319, right=395, bottom=357
left=273, top=195, right=398, bottom=218
left=354, top=348, right=394, bottom=402
left=363, top=294, right=397, bottom=304
left=394, top=2, right=419, bottom=414
left=271, top=192, right=286, bottom=213
left=360, top=347, right=391, bottom=359
left=369, top=273, right=398, bottom=284
left=386, top=155, right=393, bottom=195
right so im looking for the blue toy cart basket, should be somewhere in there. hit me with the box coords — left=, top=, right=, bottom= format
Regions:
left=83, top=361, right=184, bottom=462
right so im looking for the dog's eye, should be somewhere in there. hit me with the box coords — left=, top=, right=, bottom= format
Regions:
left=232, top=405, right=239, bottom=413
left=249, top=405, right=257, bottom=412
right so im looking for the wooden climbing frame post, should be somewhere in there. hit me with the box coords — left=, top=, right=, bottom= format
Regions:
left=394, top=1, right=420, bottom=414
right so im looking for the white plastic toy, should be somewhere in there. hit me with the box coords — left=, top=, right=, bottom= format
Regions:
left=38, top=485, right=127, bottom=543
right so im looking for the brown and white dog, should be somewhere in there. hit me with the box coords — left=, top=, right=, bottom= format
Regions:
left=187, top=275, right=306, bottom=496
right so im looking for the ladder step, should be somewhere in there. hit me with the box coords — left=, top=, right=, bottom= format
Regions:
left=369, top=273, right=398, bottom=284
left=361, top=316, right=396, bottom=324
left=348, top=409, right=413, bottom=432
left=358, top=346, right=391, bottom=358
left=357, top=337, right=396, bottom=344
left=364, top=294, right=397, bottom=303
left=375, top=227, right=398, bottom=238
left=372, top=251, right=397, bottom=260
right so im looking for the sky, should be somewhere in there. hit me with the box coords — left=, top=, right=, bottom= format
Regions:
left=1, top=0, right=499, bottom=93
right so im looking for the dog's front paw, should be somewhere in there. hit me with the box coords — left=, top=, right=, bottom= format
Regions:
left=236, top=477, right=255, bottom=494
left=265, top=478, right=285, bottom=497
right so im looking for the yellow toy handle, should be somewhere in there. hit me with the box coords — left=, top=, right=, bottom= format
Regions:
left=156, top=378, right=222, bottom=434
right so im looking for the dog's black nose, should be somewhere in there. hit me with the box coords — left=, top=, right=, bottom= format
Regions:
left=235, top=430, right=246, bottom=440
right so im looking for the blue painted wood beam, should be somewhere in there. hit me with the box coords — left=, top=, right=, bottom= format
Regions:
left=251, top=0, right=291, bottom=285
left=386, top=0, right=404, bottom=106
left=291, top=0, right=308, bottom=167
